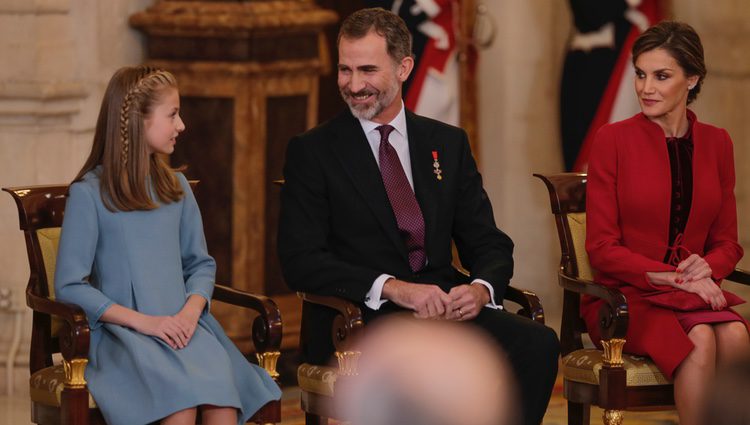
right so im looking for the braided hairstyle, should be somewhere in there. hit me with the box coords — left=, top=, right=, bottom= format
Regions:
left=74, top=66, right=184, bottom=211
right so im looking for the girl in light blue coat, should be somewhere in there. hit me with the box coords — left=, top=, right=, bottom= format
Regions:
left=54, top=66, right=281, bottom=425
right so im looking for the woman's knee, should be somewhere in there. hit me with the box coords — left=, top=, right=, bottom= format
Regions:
left=715, top=322, right=750, bottom=351
left=687, top=325, right=716, bottom=363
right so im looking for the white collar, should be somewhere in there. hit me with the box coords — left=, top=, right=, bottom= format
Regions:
left=357, top=101, right=407, bottom=139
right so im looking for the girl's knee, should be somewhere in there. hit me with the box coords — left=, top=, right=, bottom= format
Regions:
left=162, top=407, right=197, bottom=425
left=201, top=405, right=238, bottom=423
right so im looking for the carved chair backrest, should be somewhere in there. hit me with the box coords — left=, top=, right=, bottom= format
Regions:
left=4, top=185, right=69, bottom=372
left=533, top=173, right=592, bottom=354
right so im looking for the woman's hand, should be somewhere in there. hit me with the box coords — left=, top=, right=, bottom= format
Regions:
left=677, top=277, right=727, bottom=311
left=646, top=271, right=679, bottom=287
left=676, top=254, right=713, bottom=283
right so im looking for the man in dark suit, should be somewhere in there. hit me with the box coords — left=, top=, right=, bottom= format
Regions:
left=278, top=8, right=559, bottom=425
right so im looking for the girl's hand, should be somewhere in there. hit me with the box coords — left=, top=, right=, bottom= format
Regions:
left=173, top=305, right=202, bottom=346
left=676, top=254, right=713, bottom=284
left=171, top=294, right=208, bottom=347
left=677, top=277, right=727, bottom=311
left=134, top=315, right=191, bottom=349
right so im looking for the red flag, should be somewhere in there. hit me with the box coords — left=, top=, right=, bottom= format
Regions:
left=561, top=0, right=665, bottom=172
left=367, top=0, right=464, bottom=126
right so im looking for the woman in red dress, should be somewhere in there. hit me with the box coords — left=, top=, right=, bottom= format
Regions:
left=583, top=21, right=750, bottom=425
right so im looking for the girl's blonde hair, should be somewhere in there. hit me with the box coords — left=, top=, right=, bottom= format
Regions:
left=75, top=66, right=184, bottom=211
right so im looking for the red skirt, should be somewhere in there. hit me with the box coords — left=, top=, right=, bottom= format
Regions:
left=676, top=309, right=746, bottom=332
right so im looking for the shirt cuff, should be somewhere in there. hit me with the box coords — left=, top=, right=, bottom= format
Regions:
left=365, top=274, right=393, bottom=310
left=472, top=279, right=503, bottom=310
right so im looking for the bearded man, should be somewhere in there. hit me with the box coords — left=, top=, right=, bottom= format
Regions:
left=278, top=8, right=559, bottom=425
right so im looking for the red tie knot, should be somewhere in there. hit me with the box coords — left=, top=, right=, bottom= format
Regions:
left=376, top=125, right=396, bottom=142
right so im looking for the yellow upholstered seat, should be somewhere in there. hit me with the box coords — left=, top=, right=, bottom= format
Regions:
left=30, top=365, right=97, bottom=408
left=563, top=349, right=670, bottom=387
left=296, top=363, right=338, bottom=397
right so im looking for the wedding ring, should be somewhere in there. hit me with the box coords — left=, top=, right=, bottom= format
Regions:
left=458, top=308, right=464, bottom=316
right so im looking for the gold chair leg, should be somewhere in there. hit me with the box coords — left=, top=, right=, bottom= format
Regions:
left=334, top=350, right=361, bottom=376
left=256, top=351, right=280, bottom=381
left=603, top=409, right=624, bottom=425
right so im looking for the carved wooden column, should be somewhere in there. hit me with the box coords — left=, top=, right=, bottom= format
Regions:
left=130, top=0, right=337, bottom=352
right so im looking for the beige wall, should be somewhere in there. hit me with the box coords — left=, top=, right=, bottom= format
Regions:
left=1, top=0, right=750, bottom=394
left=0, top=0, right=151, bottom=394
left=672, top=1, right=750, bottom=317
left=478, top=0, right=571, bottom=330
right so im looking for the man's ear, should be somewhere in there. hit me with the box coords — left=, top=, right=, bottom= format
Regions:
left=397, top=56, right=415, bottom=82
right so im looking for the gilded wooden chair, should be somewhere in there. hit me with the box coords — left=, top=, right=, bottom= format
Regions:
left=296, top=280, right=547, bottom=425
left=534, top=172, right=750, bottom=425
left=3, top=183, right=283, bottom=425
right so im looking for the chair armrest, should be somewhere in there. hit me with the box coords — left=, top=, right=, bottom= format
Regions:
left=503, top=286, right=545, bottom=324
left=558, top=272, right=629, bottom=340
left=297, top=292, right=364, bottom=352
left=726, top=268, right=750, bottom=286
left=212, top=284, right=282, bottom=353
left=26, top=289, right=90, bottom=362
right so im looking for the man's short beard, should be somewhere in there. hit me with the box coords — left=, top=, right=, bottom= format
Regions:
left=341, top=82, right=400, bottom=121
left=345, top=96, right=385, bottom=120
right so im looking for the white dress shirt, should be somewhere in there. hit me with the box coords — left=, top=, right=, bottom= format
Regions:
left=358, top=103, right=502, bottom=311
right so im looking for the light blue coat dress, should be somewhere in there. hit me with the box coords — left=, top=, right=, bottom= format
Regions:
left=54, top=169, right=281, bottom=425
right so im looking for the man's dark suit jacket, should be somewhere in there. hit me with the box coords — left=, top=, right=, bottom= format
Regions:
left=278, top=108, right=514, bottom=364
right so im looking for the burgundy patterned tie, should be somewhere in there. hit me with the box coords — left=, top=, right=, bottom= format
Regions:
left=376, top=125, right=426, bottom=272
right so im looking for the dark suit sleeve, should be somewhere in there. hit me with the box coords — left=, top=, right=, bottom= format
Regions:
left=451, top=131, right=514, bottom=303
left=278, top=135, right=382, bottom=302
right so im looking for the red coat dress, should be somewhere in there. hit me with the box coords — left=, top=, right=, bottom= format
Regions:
left=582, top=110, right=744, bottom=379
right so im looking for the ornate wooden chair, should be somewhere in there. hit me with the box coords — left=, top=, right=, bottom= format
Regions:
left=296, top=279, right=547, bottom=425
left=3, top=183, right=283, bottom=425
left=534, top=172, right=750, bottom=425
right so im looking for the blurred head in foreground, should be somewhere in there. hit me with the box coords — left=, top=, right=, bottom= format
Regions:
left=701, top=352, right=750, bottom=425
left=337, top=315, right=518, bottom=425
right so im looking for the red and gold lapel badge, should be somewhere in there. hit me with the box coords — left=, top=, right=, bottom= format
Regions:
left=432, top=150, right=443, bottom=181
